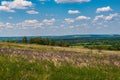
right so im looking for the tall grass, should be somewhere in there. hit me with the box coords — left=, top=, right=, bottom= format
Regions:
left=0, top=53, right=120, bottom=80
left=0, top=42, right=120, bottom=80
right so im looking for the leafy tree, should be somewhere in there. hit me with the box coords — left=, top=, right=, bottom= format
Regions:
left=22, top=36, right=28, bottom=43
left=29, top=37, right=70, bottom=47
left=43, top=38, right=49, bottom=45
left=30, top=37, right=43, bottom=45
left=57, top=40, right=70, bottom=47
left=49, top=39, right=55, bottom=46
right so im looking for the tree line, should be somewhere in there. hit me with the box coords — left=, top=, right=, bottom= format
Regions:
left=22, top=37, right=70, bottom=47
left=60, top=37, right=120, bottom=51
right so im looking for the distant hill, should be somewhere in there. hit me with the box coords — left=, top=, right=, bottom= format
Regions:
left=0, top=34, right=120, bottom=41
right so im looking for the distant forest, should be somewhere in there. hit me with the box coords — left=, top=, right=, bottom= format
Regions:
left=1, top=35, right=120, bottom=50
left=2, top=37, right=70, bottom=47
left=61, top=37, right=120, bottom=50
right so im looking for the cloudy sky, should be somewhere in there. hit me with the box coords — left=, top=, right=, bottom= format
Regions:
left=0, top=0, right=120, bottom=36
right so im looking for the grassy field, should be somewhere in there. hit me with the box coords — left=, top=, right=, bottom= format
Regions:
left=0, top=42, right=120, bottom=80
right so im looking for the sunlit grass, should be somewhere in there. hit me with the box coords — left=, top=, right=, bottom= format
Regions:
left=0, top=42, right=120, bottom=80
left=0, top=53, right=120, bottom=80
left=1, top=42, right=120, bottom=55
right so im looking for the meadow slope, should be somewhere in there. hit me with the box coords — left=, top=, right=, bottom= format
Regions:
left=0, top=42, right=120, bottom=80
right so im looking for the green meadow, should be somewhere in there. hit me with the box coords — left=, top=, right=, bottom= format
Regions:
left=0, top=42, right=120, bottom=80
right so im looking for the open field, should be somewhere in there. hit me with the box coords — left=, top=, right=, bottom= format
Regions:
left=0, top=0, right=119, bottom=79
left=0, top=42, right=120, bottom=80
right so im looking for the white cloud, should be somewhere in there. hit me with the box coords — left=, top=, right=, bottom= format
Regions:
left=26, top=10, right=39, bottom=14
left=39, top=0, right=48, bottom=1
left=17, top=19, right=43, bottom=28
left=94, top=13, right=119, bottom=21
left=42, top=18, right=56, bottom=25
left=0, top=0, right=32, bottom=12
left=17, top=18, right=56, bottom=29
left=64, top=18, right=75, bottom=23
left=0, top=22, right=14, bottom=29
left=24, top=20, right=39, bottom=24
left=94, top=15, right=104, bottom=21
left=0, top=18, right=56, bottom=30
left=39, top=0, right=50, bottom=2
left=68, top=10, right=80, bottom=14
left=0, top=22, right=5, bottom=27
left=8, top=17, right=13, bottom=19
left=5, top=23, right=14, bottom=29
left=76, top=16, right=90, bottom=20
left=39, top=0, right=50, bottom=4
left=55, top=0, right=90, bottom=3
left=96, top=6, right=112, bottom=13
left=105, top=13, right=118, bottom=21
left=0, top=6, right=15, bottom=12
left=69, top=26, right=74, bottom=29
left=64, top=16, right=90, bottom=24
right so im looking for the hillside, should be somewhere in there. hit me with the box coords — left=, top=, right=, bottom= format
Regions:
left=0, top=34, right=120, bottom=41
left=0, top=42, right=120, bottom=80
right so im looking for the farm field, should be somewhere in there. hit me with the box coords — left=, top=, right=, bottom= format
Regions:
left=0, top=0, right=120, bottom=79
left=0, top=42, right=120, bottom=80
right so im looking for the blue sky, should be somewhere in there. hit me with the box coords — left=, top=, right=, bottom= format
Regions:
left=0, top=0, right=120, bottom=36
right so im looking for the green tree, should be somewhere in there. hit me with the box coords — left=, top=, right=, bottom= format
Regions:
left=49, top=39, right=55, bottom=46
left=22, top=36, right=28, bottom=43
left=29, top=37, right=43, bottom=45
left=57, top=40, right=70, bottom=47
left=43, top=38, right=49, bottom=45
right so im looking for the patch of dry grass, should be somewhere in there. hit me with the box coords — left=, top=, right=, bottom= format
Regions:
left=0, top=42, right=120, bottom=55
left=0, top=42, right=120, bottom=79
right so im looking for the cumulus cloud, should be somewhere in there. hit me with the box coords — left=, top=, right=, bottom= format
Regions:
left=26, top=10, right=39, bottom=14
left=0, top=18, right=56, bottom=30
left=105, top=13, right=118, bottom=21
left=0, top=6, right=15, bottom=12
left=8, top=17, right=13, bottom=19
left=0, top=0, right=32, bottom=12
left=18, top=18, right=56, bottom=28
left=64, top=18, right=75, bottom=23
left=39, top=0, right=50, bottom=4
left=42, top=18, right=56, bottom=25
left=69, top=26, right=74, bottom=29
left=94, top=13, right=119, bottom=21
left=16, top=19, right=43, bottom=29
left=68, top=10, right=80, bottom=14
left=96, top=6, right=112, bottom=13
left=55, top=0, right=90, bottom=3
left=5, top=23, right=14, bottom=29
left=0, top=22, right=5, bottom=27
left=76, top=16, right=90, bottom=20
left=94, top=15, right=104, bottom=21
left=39, top=0, right=48, bottom=1
left=39, top=0, right=50, bottom=2
left=64, top=15, right=90, bottom=24
left=0, top=22, right=14, bottom=29
left=24, top=20, right=39, bottom=24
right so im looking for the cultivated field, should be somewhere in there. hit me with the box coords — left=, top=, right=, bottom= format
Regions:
left=0, top=42, right=120, bottom=80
